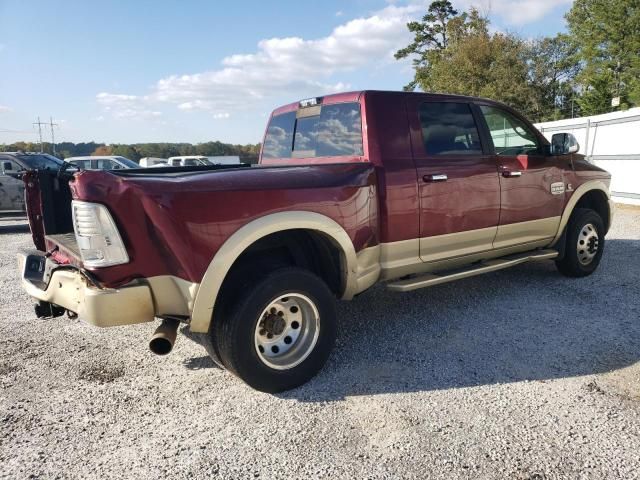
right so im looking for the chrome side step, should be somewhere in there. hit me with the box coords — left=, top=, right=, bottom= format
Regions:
left=387, top=249, right=559, bottom=292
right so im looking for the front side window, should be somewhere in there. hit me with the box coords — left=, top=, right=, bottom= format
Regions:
left=419, top=102, right=482, bottom=155
left=96, top=159, right=116, bottom=169
left=480, top=106, right=539, bottom=155
left=262, top=102, right=363, bottom=159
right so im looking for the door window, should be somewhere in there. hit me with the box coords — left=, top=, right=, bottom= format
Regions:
left=480, top=106, right=539, bottom=155
left=419, top=102, right=482, bottom=155
left=95, top=159, right=117, bottom=169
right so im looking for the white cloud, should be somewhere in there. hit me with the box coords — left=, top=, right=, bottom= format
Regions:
left=96, top=92, right=162, bottom=119
left=335, top=10, right=344, bottom=17
left=0, top=105, right=12, bottom=113
left=458, top=0, right=572, bottom=26
left=213, top=112, right=230, bottom=119
left=97, top=3, right=420, bottom=118
left=95, top=0, right=569, bottom=119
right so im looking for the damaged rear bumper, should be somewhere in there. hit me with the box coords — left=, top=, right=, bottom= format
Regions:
left=17, top=252, right=155, bottom=327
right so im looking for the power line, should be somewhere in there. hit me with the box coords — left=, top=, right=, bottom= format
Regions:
left=49, top=117, right=59, bottom=156
left=33, top=117, right=47, bottom=153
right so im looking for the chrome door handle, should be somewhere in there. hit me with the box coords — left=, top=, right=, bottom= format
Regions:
left=423, top=174, right=448, bottom=182
left=502, top=170, right=522, bottom=178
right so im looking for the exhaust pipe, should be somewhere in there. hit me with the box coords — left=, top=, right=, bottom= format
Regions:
left=149, top=318, right=180, bottom=355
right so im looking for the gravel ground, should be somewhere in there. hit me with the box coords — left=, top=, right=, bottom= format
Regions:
left=1, top=207, right=639, bottom=480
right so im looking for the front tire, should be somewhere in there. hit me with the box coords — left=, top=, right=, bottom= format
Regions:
left=212, top=267, right=337, bottom=393
left=555, top=208, right=605, bottom=277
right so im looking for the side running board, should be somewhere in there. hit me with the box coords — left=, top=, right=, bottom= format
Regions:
left=387, top=249, right=559, bottom=292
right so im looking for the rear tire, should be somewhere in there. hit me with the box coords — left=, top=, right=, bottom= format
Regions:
left=555, top=208, right=605, bottom=277
left=211, top=267, right=337, bottom=393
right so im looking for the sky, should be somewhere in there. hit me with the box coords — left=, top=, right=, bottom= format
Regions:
left=0, top=0, right=574, bottom=146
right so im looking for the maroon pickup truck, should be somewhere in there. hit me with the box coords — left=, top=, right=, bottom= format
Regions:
left=18, top=91, right=613, bottom=392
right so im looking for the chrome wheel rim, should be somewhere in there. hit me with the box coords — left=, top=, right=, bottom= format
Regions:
left=254, top=293, right=320, bottom=370
left=577, top=223, right=599, bottom=265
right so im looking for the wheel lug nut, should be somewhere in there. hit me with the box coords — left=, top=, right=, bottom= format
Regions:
left=259, top=329, right=266, bottom=336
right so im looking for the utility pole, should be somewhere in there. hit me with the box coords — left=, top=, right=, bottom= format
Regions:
left=49, top=117, right=58, bottom=156
left=33, top=117, right=47, bottom=153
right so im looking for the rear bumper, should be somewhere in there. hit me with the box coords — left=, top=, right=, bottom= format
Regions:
left=17, top=252, right=155, bottom=327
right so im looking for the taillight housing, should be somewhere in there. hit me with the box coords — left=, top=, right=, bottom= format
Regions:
left=71, top=200, right=129, bottom=267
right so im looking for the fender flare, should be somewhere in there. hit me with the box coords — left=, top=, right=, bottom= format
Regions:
left=550, top=180, right=611, bottom=247
left=189, top=211, right=358, bottom=333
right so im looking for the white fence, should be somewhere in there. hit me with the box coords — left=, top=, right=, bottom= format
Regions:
left=536, top=107, right=640, bottom=205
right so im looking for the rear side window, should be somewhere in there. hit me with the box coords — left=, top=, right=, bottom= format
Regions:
left=262, top=102, right=363, bottom=159
left=419, top=102, right=482, bottom=155
left=69, top=160, right=90, bottom=169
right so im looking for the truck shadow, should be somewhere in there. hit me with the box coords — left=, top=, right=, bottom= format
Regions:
left=280, top=238, right=640, bottom=402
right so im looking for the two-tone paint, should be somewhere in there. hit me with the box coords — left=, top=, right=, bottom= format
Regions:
left=23, top=90, right=612, bottom=333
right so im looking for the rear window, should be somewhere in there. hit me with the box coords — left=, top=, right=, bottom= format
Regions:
left=262, top=102, right=363, bottom=159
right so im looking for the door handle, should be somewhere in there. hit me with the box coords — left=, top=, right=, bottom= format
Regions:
left=423, top=174, right=448, bottom=182
left=502, top=170, right=522, bottom=178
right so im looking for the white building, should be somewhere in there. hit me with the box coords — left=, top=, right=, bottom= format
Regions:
left=536, top=108, right=640, bottom=205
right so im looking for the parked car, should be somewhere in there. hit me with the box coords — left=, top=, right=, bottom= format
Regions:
left=17, top=91, right=613, bottom=392
left=65, top=156, right=139, bottom=170
left=139, top=157, right=168, bottom=168
left=1, top=152, right=68, bottom=213
left=167, top=156, right=212, bottom=166
left=206, top=155, right=241, bottom=165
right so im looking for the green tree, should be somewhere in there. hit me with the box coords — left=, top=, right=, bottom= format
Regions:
left=394, top=0, right=459, bottom=91
left=397, top=4, right=539, bottom=117
left=92, top=145, right=113, bottom=156
left=566, top=0, right=640, bottom=114
left=527, top=34, right=580, bottom=120
left=111, top=144, right=140, bottom=162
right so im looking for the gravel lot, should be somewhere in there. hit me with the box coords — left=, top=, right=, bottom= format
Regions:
left=1, top=207, right=639, bottom=479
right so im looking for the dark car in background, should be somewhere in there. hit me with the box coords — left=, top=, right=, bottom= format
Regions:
left=0, top=152, right=67, bottom=213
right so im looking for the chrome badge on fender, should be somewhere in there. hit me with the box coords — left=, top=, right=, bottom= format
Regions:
left=550, top=182, right=566, bottom=195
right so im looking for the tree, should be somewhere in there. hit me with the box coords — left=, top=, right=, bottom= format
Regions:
left=111, top=144, right=140, bottom=162
left=397, top=4, right=539, bottom=117
left=527, top=34, right=580, bottom=120
left=566, top=0, right=640, bottom=114
left=92, top=145, right=113, bottom=156
left=395, top=0, right=459, bottom=91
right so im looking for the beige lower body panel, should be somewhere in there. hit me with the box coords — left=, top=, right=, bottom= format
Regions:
left=493, top=216, right=561, bottom=249
left=420, top=226, right=496, bottom=262
left=355, top=218, right=561, bottom=293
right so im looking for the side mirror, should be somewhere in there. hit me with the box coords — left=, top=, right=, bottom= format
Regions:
left=551, top=133, right=579, bottom=155
left=2, top=161, right=13, bottom=173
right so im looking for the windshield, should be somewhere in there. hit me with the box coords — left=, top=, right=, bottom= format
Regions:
left=262, top=102, right=363, bottom=159
left=16, top=154, right=65, bottom=170
left=113, top=156, right=140, bottom=168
